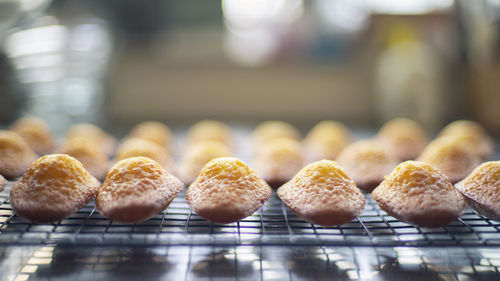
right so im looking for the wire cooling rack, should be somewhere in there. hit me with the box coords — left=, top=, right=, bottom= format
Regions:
left=1, top=182, right=500, bottom=247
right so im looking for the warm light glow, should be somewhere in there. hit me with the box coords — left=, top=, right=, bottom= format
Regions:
left=19, top=0, right=50, bottom=12
left=368, top=0, right=454, bottom=14
left=70, top=22, right=111, bottom=54
left=5, top=25, right=68, bottom=57
left=347, top=270, right=359, bottom=279
left=223, top=28, right=278, bottom=66
left=222, top=0, right=303, bottom=66
left=316, top=0, right=454, bottom=34
left=14, top=274, right=30, bottom=281
left=316, top=0, right=370, bottom=34
left=222, top=0, right=302, bottom=29
left=12, top=54, right=63, bottom=70
left=61, top=79, right=101, bottom=116
left=21, top=265, right=38, bottom=273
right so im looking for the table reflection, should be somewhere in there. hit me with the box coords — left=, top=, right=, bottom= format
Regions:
left=1, top=245, right=500, bottom=280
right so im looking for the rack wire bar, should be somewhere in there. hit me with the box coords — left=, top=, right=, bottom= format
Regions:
left=1, top=182, right=500, bottom=247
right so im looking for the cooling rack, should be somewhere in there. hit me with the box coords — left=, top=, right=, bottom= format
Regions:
left=1, top=182, right=500, bottom=247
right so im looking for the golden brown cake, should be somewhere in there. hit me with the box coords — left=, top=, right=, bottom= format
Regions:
left=277, top=160, right=365, bottom=226
left=178, top=141, right=232, bottom=184
left=187, top=120, right=232, bottom=146
left=336, top=140, right=399, bottom=192
left=305, top=120, right=351, bottom=148
left=376, top=118, right=428, bottom=161
left=305, top=135, right=345, bottom=162
left=304, top=121, right=351, bottom=162
left=254, top=138, right=305, bottom=188
left=438, top=120, right=494, bottom=159
left=66, top=123, right=116, bottom=156
left=417, top=136, right=481, bottom=183
left=96, top=157, right=183, bottom=223
left=186, top=157, right=272, bottom=223
left=252, top=121, right=301, bottom=146
left=127, top=121, right=173, bottom=151
left=57, top=137, right=111, bottom=181
left=372, top=161, right=466, bottom=227
left=115, top=138, right=171, bottom=170
left=10, top=154, right=100, bottom=223
left=455, top=161, right=500, bottom=221
left=0, top=175, right=6, bottom=192
left=10, top=116, right=55, bottom=155
left=0, top=130, right=37, bottom=179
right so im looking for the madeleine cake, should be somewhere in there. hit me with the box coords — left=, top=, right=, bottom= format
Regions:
left=336, top=140, right=399, bottom=192
left=178, top=141, right=232, bottom=185
left=417, top=136, right=481, bottom=183
left=438, top=120, right=494, bottom=159
left=306, top=120, right=350, bottom=148
left=10, top=116, right=55, bottom=155
left=66, top=123, right=116, bottom=156
left=0, top=175, right=6, bottom=192
left=252, top=121, right=301, bottom=146
left=277, top=160, right=365, bottom=226
left=186, top=157, right=272, bottom=223
left=304, top=121, right=351, bottom=161
left=10, top=154, right=100, bottom=223
left=115, top=138, right=171, bottom=170
left=187, top=120, right=232, bottom=146
left=127, top=121, right=173, bottom=151
left=372, top=161, right=466, bottom=227
left=376, top=118, right=428, bottom=161
left=254, top=138, right=305, bottom=188
left=57, top=137, right=111, bottom=181
left=0, top=130, right=37, bottom=179
left=455, top=161, right=500, bottom=221
left=96, top=157, right=183, bottom=223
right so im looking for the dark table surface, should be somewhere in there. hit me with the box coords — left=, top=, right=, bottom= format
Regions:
left=2, top=245, right=500, bottom=281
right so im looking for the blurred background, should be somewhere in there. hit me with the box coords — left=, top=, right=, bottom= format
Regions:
left=0, top=0, right=499, bottom=135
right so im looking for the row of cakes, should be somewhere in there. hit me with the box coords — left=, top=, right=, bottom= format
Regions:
left=0, top=117, right=498, bottom=228
left=0, top=117, right=494, bottom=187
left=3, top=151, right=500, bottom=228
left=254, top=118, right=494, bottom=188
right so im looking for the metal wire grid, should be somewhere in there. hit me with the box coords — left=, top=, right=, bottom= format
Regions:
left=1, top=182, right=500, bottom=247
left=3, top=245, right=500, bottom=281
